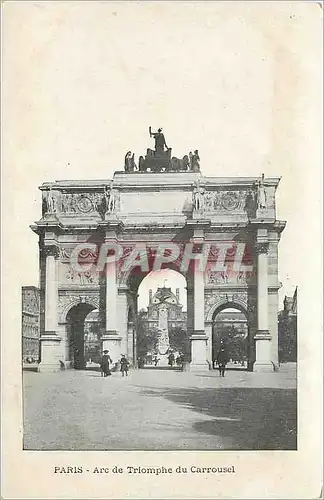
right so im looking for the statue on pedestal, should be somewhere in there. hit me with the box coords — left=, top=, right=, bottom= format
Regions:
left=99, top=182, right=118, bottom=217
left=189, top=150, right=200, bottom=172
left=193, top=179, right=205, bottom=211
left=42, top=187, right=57, bottom=217
left=257, top=174, right=267, bottom=209
left=124, top=151, right=136, bottom=172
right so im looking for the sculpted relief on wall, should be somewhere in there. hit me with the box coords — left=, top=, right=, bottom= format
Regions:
left=59, top=262, right=99, bottom=286
left=42, top=188, right=120, bottom=218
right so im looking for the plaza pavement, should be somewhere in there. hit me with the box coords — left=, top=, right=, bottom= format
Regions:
left=23, top=364, right=297, bottom=451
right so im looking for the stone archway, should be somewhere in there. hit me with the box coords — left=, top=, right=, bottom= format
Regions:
left=56, top=296, right=100, bottom=369
left=65, top=302, right=97, bottom=369
left=34, top=157, right=285, bottom=372
left=211, top=303, right=249, bottom=370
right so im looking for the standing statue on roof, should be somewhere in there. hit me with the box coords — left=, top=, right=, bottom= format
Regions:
left=149, top=126, right=169, bottom=154
left=257, top=173, right=267, bottom=209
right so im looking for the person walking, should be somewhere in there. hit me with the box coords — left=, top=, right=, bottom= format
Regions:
left=120, top=355, right=129, bottom=377
left=168, top=352, right=175, bottom=368
left=100, top=350, right=113, bottom=377
left=216, top=347, right=228, bottom=377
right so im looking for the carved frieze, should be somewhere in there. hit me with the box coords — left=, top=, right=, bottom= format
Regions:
left=60, top=192, right=102, bottom=214
left=203, top=190, right=247, bottom=213
left=59, top=262, right=99, bottom=286
left=207, top=270, right=250, bottom=285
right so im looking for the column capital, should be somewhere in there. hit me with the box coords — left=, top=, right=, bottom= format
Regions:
left=43, top=244, right=60, bottom=258
left=255, top=241, right=269, bottom=254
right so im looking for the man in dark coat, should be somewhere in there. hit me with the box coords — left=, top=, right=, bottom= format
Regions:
left=100, top=350, right=113, bottom=377
left=168, top=352, right=175, bottom=367
left=120, top=355, right=129, bottom=377
left=216, top=347, right=229, bottom=377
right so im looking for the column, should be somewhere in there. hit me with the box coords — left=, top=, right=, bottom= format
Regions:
left=190, top=255, right=209, bottom=372
left=102, top=236, right=122, bottom=367
left=127, top=321, right=134, bottom=366
left=117, top=289, right=128, bottom=359
left=254, top=241, right=273, bottom=372
left=38, top=245, right=61, bottom=372
left=205, top=322, right=213, bottom=367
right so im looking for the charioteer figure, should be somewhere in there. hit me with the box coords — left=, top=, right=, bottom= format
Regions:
left=149, top=126, right=169, bottom=154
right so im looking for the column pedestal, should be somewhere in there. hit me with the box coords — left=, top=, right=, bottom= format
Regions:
left=253, top=330, right=273, bottom=372
left=189, top=331, right=209, bottom=372
left=38, top=333, right=62, bottom=373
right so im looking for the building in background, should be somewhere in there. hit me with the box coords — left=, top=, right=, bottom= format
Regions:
left=22, top=286, right=40, bottom=362
left=278, top=287, right=297, bottom=362
left=145, top=286, right=187, bottom=330
left=138, top=286, right=188, bottom=359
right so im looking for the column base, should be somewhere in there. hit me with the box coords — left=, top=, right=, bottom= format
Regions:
left=37, top=362, right=62, bottom=373
left=38, top=333, right=62, bottom=373
left=254, top=330, right=273, bottom=372
left=189, top=362, right=210, bottom=372
left=253, top=362, right=274, bottom=373
left=190, top=333, right=209, bottom=372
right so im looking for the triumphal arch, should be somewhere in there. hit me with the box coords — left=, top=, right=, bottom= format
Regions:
left=31, top=129, right=286, bottom=372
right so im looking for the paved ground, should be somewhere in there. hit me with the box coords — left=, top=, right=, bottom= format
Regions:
left=23, top=364, right=297, bottom=451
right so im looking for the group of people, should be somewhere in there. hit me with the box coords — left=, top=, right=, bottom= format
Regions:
left=100, top=347, right=230, bottom=378
left=100, top=350, right=130, bottom=378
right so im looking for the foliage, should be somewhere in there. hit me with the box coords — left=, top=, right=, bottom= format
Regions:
left=136, top=310, right=159, bottom=357
left=278, top=313, right=297, bottom=362
left=213, top=324, right=247, bottom=361
left=168, top=326, right=190, bottom=358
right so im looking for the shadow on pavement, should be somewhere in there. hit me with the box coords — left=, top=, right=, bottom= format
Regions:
left=138, top=386, right=297, bottom=450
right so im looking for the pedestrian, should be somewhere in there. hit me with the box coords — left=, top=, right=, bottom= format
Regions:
left=168, top=352, right=175, bottom=368
left=216, top=347, right=228, bottom=377
left=153, top=356, right=160, bottom=366
left=100, top=350, right=113, bottom=377
left=120, top=354, right=129, bottom=377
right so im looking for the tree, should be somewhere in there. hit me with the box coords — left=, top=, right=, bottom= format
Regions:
left=136, top=310, right=159, bottom=357
left=168, top=326, right=190, bottom=359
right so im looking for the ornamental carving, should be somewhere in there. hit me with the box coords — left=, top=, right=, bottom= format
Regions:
left=65, top=266, right=99, bottom=285
left=58, top=293, right=100, bottom=323
left=43, top=245, right=60, bottom=258
left=221, top=192, right=240, bottom=211
left=205, top=290, right=248, bottom=321
left=207, top=270, right=249, bottom=285
left=255, top=242, right=269, bottom=254
left=59, top=246, right=99, bottom=262
left=60, top=192, right=102, bottom=214
left=203, top=190, right=247, bottom=213
left=76, top=195, right=94, bottom=213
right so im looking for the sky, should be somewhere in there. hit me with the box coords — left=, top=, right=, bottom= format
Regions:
left=3, top=1, right=322, bottom=313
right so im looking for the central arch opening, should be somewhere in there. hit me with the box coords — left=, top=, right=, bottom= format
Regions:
left=212, top=306, right=248, bottom=370
left=136, top=268, right=188, bottom=369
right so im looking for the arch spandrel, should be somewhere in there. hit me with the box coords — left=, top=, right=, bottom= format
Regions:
left=205, top=291, right=249, bottom=322
left=58, top=294, right=100, bottom=324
